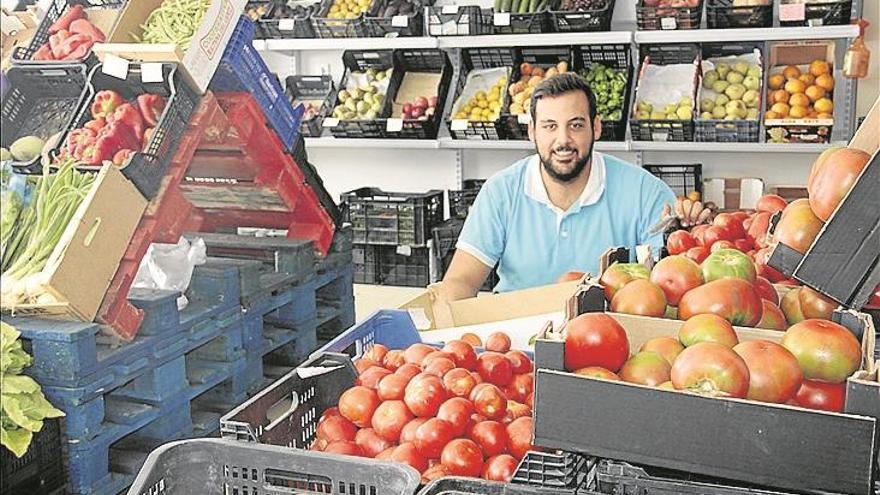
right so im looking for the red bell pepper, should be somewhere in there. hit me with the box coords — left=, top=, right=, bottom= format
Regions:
left=64, top=39, right=94, bottom=61
left=49, top=4, right=85, bottom=34
left=66, top=128, right=97, bottom=160
left=69, top=18, right=105, bottom=43
left=84, top=118, right=106, bottom=134
left=108, top=103, right=145, bottom=141
left=54, top=33, right=90, bottom=60
left=91, top=90, right=124, bottom=119
left=112, top=149, right=134, bottom=166
left=136, top=94, right=166, bottom=127
left=49, top=29, right=71, bottom=59
left=32, top=44, right=55, bottom=61
left=81, top=121, right=141, bottom=165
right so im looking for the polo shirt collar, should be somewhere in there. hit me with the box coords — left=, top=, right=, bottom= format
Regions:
left=524, top=151, right=606, bottom=213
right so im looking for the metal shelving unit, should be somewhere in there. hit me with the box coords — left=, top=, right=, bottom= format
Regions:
left=633, top=25, right=859, bottom=43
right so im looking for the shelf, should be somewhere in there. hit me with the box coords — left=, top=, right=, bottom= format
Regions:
left=633, top=25, right=859, bottom=44
left=260, top=37, right=438, bottom=51
left=305, top=137, right=441, bottom=149
left=437, top=31, right=632, bottom=48
left=630, top=141, right=845, bottom=153
left=438, top=139, right=630, bottom=151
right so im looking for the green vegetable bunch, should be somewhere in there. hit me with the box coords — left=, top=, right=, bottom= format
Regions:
left=581, top=63, right=628, bottom=122
left=137, top=0, right=212, bottom=50
left=1, top=321, right=64, bottom=458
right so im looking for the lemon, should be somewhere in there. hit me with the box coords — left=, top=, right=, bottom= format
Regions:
left=475, top=91, right=487, bottom=101
left=477, top=99, right=488, bottom=109
left=455, top=111, right=467, bottom=119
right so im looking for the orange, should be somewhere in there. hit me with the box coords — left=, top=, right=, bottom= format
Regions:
left=805, top=85, right=825, bottom=102
left=798, top=73, right=816, bottom=86
left=809, top=60, right=830, bottom=77
left=772, top=89, right=790, bottom=104
left=815, top=73, right=834, bottom=92
left=768, top=74, right=786, bottom=90
left=771, top=102, right=790, bottom=117
left=782, top=65, right=801, bottom=80
left=789, top=106, right=808, bottom=119
left=817, top=112, right=833, bottom=119
left=784, top=79, right=807, bottom=95
left=764, top=110, right=780, bottom=120
left=807, top=110, right=819, bottom=119
left=789, top=93, right=810, bottom=108
left=814, top=97, right=833, bottom=114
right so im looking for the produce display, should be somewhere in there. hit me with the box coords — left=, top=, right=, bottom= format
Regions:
left=325, top=0, right=374, bottom=19
left=558, top=0, right=610, bottom=11
left=0, top=321, right=64, bottom=458
left=137, top=0, right=211, bottom=49
left=1, top=136, right=45, bottom=164
left=311, top=332, right=537, bottom=483
left=396, top=95, right=439, bottom=121
left=635, top=96, right=693, bottom=121
left=374, top=0, right=420, bottom=17
left=31, top=5, right=106, bottom=61
left=331, top=68, right=393, bottom=121
left=765, top=60, right=835, bottom=121
left=452, top=70, right=508, bottom=123
left=245, top=3, right=272, bottom=21
left=494, top=0, right=548, bottom=14
left=641, top=0, right=700, bottom=8
left=508, top=61, right=569, bottom=117
left=698, top=57, right=762, bottom=121
left=579, top=63, right=627, bottom=123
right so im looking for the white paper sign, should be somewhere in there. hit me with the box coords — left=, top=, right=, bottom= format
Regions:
left=517, top=113, right=530, bottom=124
left=386, top=118, right=403, bottom=132
left=778, top=3, right=805, bottom=21
left=660, top=17, right=677, bottom=30
left=391, top=15, right=409, bottom=27
left=323, top=117, right=340, bottom=128
left=102, top=53, right=130, bottom=80
left=296, top=365, right=344, bottom=379
left=442, top=19, right=458, bottom=35
left=652, top=131, right=669, bottom=142
left=451, top=119, right=468, bottom=130
left=441, top=4, right=459, bottom=13
left=141, top=63, right=164, bottom=83
left=493, top=12, right=510, bottom=26
left=396, top=245, right=412, bottom=256
left=279, top=19, right=296, bottom=31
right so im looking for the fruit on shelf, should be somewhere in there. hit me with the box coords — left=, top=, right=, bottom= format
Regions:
left=699, top=60, right=761, bottom=121
left=580, top=63, right=627, bottom=123
left=765, top=61, right=834, bottom=121
left=327, top=0, right=374, bottom=19
left=508, top=61, right=569, bottom=117
left=454, top=74, right=507, bottom=122
left=636, top=96, right=693, bottom=121
left=331, top=68, right=393, bottom=121
left=399, top=95, right=438, bottom=121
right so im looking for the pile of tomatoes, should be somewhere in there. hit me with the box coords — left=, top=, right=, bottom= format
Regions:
left=564, top=309, right=863, bottom=412
left=311, top=332, right=537, bottom=483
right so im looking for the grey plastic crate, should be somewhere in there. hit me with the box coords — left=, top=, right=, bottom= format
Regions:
left=127, top=438, right=421, bottom=495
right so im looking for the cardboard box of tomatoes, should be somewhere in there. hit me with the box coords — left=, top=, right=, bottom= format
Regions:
left=532, top=282, right=877, bottom=495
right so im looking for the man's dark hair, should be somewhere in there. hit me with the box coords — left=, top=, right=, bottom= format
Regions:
left=529, top=72, right=598, bottom=125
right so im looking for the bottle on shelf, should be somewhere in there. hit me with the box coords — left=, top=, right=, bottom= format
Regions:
left=843, top=19, right=871, bottom=79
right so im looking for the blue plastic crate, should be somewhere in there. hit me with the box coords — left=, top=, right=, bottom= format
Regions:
left=313, top=309, right=424, bottom=360
left=211, top=16, right=305, bottom=152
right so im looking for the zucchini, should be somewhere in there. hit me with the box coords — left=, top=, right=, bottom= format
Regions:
left=528, top=0, right=539, bottom=13
left=501, top=0, right=513, bottom=12
left=495, top=0, right=504, bottom=12
left=519, top=0, right=529, bottom=14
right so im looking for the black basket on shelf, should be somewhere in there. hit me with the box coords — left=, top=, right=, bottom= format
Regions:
left=492, top=7, right=552, bottom=34
left=549, top=0, right=615, bottom=32
left=245, top=1, right=275, bottom=38
left=326, top=50, right=396, bottom=139
left=502, top=46, right=573, bottom=141
left=311, top=0, right=371, bottom=37
left=285, top=74, right=336, bottom=137
left=695, top=41, right=763, bottom=143
left=354, top=243, right=431, bottom=286
left=448, top=178, right=486, bottom=219
left=252, top=0, right=321, bottom=39
left=432, top=218, right=498, bottom=291
left=643, top=164, right=702, bottom=197
left=574, top=44, right=633, bottom=141
left=425, top=5, right=493, bottom=36
left=705, top=0, right=772, bottom=28
left=341, top=187, right=445, bottom=246
left=379, top=49, right=453, bottom=139
left=447, top=47, right=517, bottom=141
left=779, top=0, right=853, bottom=26
left=1, top=64, right=89, bottom=174
left=0, top=419, right=64, bottom=495
left=363, top=0, right=425, bottom=37
left=629, top=44, right=699, bottom=142
left=636, top=0, right=703, bottom=30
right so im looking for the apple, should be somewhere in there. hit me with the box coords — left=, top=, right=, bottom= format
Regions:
left=414, top=96, right=428, bottom=109
left=411, top=106, right=425, bottom=118
left=429, top=96, right=438, bottom=108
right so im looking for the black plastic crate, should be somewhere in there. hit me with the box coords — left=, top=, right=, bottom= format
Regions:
left=503, top=46, right=573, bottom=140
left=253, top=0, right=321, bottom=39
left=285, top=75, right=335, bottom=138
left=643, top=164, right=702, bottom=197
left=11, top=0, right=124, bottom=67
left=420, top=476, right=591, bottom=495
left=1, top=64, right=89, bottom=173
left=779, top=0, right=853, bottom=26
left=492, top=9, right=552, bottom=34
left=326, top=50, right=395, bottom=139
left=573, top=44, right=633, bottom=141
left=432, top=218, right=499, bottom=291
left=549, top=0, right=615, bottom=32
left=245, top=1, right=276, bottom=37
left=1, top=419, right=64, bottom=495
left=448, top=178, right=486, bottom=219
left=380, top=49, right=453, bottom=139
left=695, top=42, right=763, bottom=143
left=705, top=0, right=772, bottom=28
left=512, top=451, right=595, bottom=492
left=342, top=187, right=444, bottom=246
left=287, top=134, right=343, bottom=227
left=311, top=0, right=371, bottom=37
left=447, top=47, right=516, bottom=141
left=425, top=5, right=493, bottom=36
left=364, top=0, right=425, bottom=37
left=376, top=243, right=431, bottom=287
left=636, top=0, right=703, bottom=30
left=55, top=62, right=200, bottom=200
left=630, top=44, right=699, bottom=142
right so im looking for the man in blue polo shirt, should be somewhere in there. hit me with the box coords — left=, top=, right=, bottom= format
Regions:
left=439, top=73, right=706, bottom=298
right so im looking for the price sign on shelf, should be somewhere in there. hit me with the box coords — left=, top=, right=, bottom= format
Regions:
left=102, top=53, right=130, bottom=80
left=391, top=15, right=409, bottom=27
left=141, top=63, right=164, bottom=83
left=323, top=118, right=340, bottom=128
left=279, top=19, right=296, bottom=31
left=493, top=12, right=510, bottom=26
left=451, top=119, right=468, bottom=131
left=660, top=17, right=677, bottom=30
left=441, top=4, right=459, bottom=14
left=386, top=118, right=404, bottom=132
left=778, top=2, right=806, bottom=21
left=517, top=113, right=531, bottom=124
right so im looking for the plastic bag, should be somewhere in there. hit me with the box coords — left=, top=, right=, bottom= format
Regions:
left=132, top=237, right=207, bottom=310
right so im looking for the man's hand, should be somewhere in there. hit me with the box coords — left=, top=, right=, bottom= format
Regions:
left=662, top=197, right=714, bottom=228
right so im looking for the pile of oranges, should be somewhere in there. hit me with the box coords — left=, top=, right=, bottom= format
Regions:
left=765, top=60, right=834, bottom=120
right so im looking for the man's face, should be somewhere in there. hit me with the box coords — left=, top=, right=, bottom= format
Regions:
left=528, top=91, right=602, bottom=183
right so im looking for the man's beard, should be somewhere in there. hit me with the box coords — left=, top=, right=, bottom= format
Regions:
left=537, top=141, right=594, bottom=183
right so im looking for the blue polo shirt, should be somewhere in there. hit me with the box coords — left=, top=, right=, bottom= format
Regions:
left=457, top=152, right=675, bottom=292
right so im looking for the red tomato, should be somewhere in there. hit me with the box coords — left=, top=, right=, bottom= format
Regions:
left=713, top=213, right=746, bottom=240
left=746, top=212, right=772, bottom=249
left=502, top=400, right=531, bottom=425
left=318, top=407, right=340, bottom=425
left=405, top=344, right=437, bottom=366
left=461, top=333, right=483, bottom=347
left=781, top=288, right=806, bottom=326
left=649, top=255, right=703, bottom=306
left=684, top=246, right=710, bottom=264
left=702, top=248, right=757, bottom=284
left=733, top=238, right=754, bottom=253
left=753, top=247, right=785, bottom=283
left=599, top=263, right=651, bottom=302
left=338, top=386, right=380, bottom=428
left=733, top=340, right=803, bottom=403
left=710, top=240, right=736, bottom=253
left=618, top=351, right=672, bottom=386
left=702, top=226, right=732, bottom=248
left=443, top=367, right=478, bottom=398
left=798, top=286, right=838, bottom=320
left=507, top=373, right=534, bottom=403
left=324, top=441, right=364, bottom=456
left=437, top=397, right=475, bottom=436
left=731, top=211, right=750, bottom=224
left=794, top=379, right=846, bottom=412
left=405, top=373, right=447, bottom=417
left=866, top=283, right=880, bottom=309
left=666, top=230, right=697, bottom=255
left=753, top=276, right=779, bottom=305
left=610, top=279, right=667, bottom=317
left=442, top=340, right=478, bottom=370
left=395, top=363, right=422, bottom=381
left=400, top=418, right=428, bottom=444
left=691, top=224, right=710, bottom=246
left=371, top=400, right=414, bottom=442
left=358, top=367, right=392, bottom=389
left=316, top=415, right=357, bottom=443
left=757, top=300, right=787, bottom=331
left=464, top=413, right=488, bottom=438
left=755, top=194, right=787, bottom=214
left=441, top=439, right=484, bottom=477
left=639, top=337, right=684, bottom=365
left=470, top=383, right=508, bottom=420
left=525, top=393, right=533, bottom=408
left=355, top=428, right=393, bottom=458
left=469, top=420, right=508, bottom=457
left=677, top=278, right=764, bottom=327
left=377, top=373, right=410, bottom=401
left=808, top=148, right=870, bottom=221
left=670, top=342, right=751, bottom=398
left=563, top=313, right=630, bottom=373
left=775, top=199, right=824, bottom=254
left=573, top=366, right=621, bottom=380
left=421, top=351, right=453, bottom=367
left=363, top=344, right=389, bottom=363
left=421, top=464, right=451, bottom=483
left=391, top=443, right=428, bottom=472
left=486, top=332, right=512, bottom=353
left=383, top=350, right=406, bottom=371
left=506, top=417, right=535, bottom=460
left=477, top=352, right=514, bottom=386
left=414, top=418, right=456, bottom=458
left=355, top=359, right=381, bottom=374
left=423, top=357, right=456, bottom=377
left=678, top=313, right=739, bottom=348
left=781, top=319, right=862, bottom=383
left=376, top=447, right=395, bottom=460
left=482, top=454, right=518, bottom=482
left=505, top=350, right=533, bottom=374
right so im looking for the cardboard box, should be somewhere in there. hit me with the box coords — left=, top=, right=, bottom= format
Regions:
left=391, top=72, right=442, bottom=118
left=1, top=166, right=148, bottom=321
left=703, top=177, right=764, bottom=210
left=769, top=184, right=809, bottom=203
left=92, top=0, right=247, bottom=92
left=0, top=9, right=38, bottom=70
left=533, top=282, right=877, bottom=495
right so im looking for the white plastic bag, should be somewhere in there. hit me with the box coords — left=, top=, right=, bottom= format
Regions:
left=132, top=237, right=207, bottom=310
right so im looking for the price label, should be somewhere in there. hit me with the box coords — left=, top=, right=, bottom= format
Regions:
left=386, top=118, right=404, bottom=132
left=441, top=4, right=459, bottom=13
left=141, top=62, right=164, bottom=83
left=442, top=19, right=458, bottom=35
left=102, top=53, right=130, bottom=80
left=396, top=245, right=412, bottom=256
left=451, top=119, right=468, bottom=130
left=323, top=117, right=340, bottom=128
left=391, top=15, right=409, bottom=27
left=651, top=131, right=669, bottom=142
left=278, top=19, right=296, bottom=31
left=778, top=2, right=805, bottom=21
left=660, top=16, right=676, bottom=30
left=517, top=113, right=531, bottom=124
left=493, top=12, right=510, bottom=26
